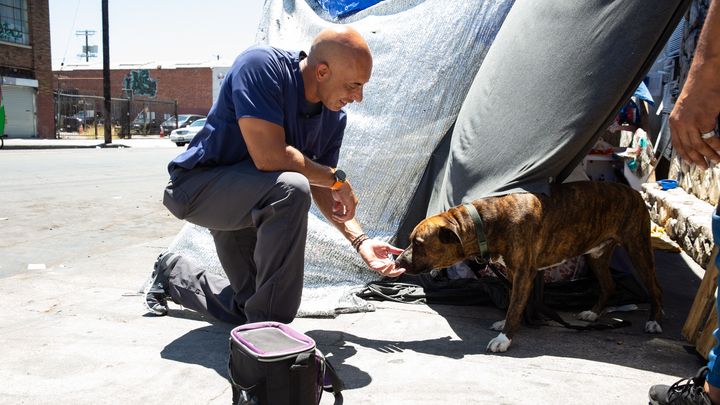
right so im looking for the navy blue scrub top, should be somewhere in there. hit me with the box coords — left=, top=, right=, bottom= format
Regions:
left=169, top=46, right=347, bottom=173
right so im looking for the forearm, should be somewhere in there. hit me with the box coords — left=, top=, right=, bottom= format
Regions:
left=310, top=186, right=405, bottom=278
left=337, top=218, right=365, bottom=243
left=238, top=117, right=337, bottom=187
left=257, top=145, right=336, bottom=187
left=683, top=0, right=720, bottom=100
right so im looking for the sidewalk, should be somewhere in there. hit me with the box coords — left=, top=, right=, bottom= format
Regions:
left=0, top=145, right=709, bottom=405
left=0, top=244, right=706, bottom=405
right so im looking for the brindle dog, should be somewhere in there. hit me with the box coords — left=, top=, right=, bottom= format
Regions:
left=395, top=181, right=663, bottom=352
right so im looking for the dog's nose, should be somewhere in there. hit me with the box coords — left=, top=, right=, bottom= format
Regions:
left=394, top=250, right=410, bottom=269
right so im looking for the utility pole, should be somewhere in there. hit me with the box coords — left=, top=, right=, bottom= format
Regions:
left=102, top=0, right=111, bottom=144
left=75, top=30, right=97, bottom=62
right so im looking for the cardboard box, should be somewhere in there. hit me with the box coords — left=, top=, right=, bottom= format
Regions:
left=582, top=154, right=623, bottom=182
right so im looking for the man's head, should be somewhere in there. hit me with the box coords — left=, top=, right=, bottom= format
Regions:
left=302, top=26, right=372, bottom=111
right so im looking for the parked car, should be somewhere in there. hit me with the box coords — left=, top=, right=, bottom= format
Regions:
left=73, top=110, right=97, bottom=125
left=61, top=115, right=84, bottom=132
left=161, top=114, right=205, bottom=136
left=169, top=118, right=206, bottom=146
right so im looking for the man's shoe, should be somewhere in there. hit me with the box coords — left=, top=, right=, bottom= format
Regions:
left=142, top=252, right=178, bottom=316
left=649, top=366, right=712, bottom=405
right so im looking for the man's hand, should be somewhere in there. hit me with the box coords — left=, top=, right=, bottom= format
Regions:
left=358, top=239, right=405, bottom=277
left=330, top=181, right=358, bottom=223
left=670, top=83, right=720, bottom=169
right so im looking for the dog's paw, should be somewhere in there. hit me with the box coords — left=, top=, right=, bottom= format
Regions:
left=490, top=319, right=506, bottom=331
left=577, top=310, right=598, bottom=321
left=486, top=333, right=512, bottom=353
left=645, top=320, right=663, bottom=334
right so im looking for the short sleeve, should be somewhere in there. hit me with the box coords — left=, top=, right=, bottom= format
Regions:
left=315, top=112, right=347, bottom=167
left=230, top=48, right=285, bottom=127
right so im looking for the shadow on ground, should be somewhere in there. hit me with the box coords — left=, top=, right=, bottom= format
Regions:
left=159, top=312, right=234, bottom=378
left=310, top=250, right=705, bottom=378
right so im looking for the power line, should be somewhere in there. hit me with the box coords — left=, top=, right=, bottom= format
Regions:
left=59, top=0, right=82, bottom=70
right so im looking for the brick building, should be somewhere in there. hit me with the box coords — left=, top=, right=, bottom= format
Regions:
left=54, top=63, right=224, bottom=116
left=0, top=0, right=54, bottom=138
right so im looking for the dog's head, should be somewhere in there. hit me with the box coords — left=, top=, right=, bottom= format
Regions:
left=394, top=210, right=466, bottom=274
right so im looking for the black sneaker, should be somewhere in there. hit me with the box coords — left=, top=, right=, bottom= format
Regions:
left=649, top=366, right=712, bottom=405
left=142, top=252, right=179, bottom=316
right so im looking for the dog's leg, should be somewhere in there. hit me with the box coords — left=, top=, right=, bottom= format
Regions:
left=487, top=267, right=535, bottom=353
left=578, top=250, right=615, bottom=322
left=624, top=238, right=663, bottom=333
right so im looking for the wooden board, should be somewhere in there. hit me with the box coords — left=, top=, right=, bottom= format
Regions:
left=697, top=311, right=719, bottom=360
left=681, top=246, right=718, bottom=359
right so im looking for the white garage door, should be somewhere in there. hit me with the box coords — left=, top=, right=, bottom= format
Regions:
left=1, top=84, right=36, bottom=138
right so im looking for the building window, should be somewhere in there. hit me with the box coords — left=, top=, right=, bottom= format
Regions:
left=0, top=0, right=29, bottom=46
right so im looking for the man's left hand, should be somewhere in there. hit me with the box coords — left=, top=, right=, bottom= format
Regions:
left=331, top=181, right=358, bottom=223
left=358, top=239, right=405, bottom=277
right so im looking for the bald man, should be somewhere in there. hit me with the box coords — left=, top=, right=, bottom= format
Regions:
left=142, top=27, right=404, bottom=325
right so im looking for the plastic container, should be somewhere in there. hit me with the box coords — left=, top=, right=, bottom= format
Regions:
left=657, top=179, right=678, bottom=190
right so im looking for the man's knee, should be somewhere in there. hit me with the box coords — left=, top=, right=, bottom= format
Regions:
left=273, top=172, right=311, bottom=210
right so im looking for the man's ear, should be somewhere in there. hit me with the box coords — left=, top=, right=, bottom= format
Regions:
left=438, top=226, right=461, bottom=245
left=316, top=63, right=330, bottom=81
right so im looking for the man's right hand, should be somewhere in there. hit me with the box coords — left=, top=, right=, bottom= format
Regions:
left=331, top=181, right=358, bottom=223
left=669, top=84, right=720, bottom=169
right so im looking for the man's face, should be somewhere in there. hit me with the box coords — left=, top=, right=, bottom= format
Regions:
left=316, top=57, right=371, bottom=111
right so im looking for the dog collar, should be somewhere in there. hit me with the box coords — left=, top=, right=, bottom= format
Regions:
left=462, top=203, right=489, bottom=260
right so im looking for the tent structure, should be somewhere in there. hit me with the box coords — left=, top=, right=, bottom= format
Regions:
left=168, top=0, right=690, bottom=316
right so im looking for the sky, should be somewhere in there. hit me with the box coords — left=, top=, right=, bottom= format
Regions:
left=49, top=0, right=265, bottom=70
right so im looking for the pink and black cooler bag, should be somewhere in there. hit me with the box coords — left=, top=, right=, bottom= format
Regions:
left=228, top=322, right=343, bottom=405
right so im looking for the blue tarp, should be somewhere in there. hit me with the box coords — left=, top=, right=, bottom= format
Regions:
left=316, top=0, right=385, bottom=18
left=634, top=81, right=655, bottom=106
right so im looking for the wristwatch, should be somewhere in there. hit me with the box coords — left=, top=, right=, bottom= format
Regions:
left=330, top=169, right=346, bottom=190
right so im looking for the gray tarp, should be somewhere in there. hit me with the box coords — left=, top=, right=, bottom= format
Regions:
left=169, top=0, right=689, bottom=316
left=434, top=0, right=690, bottom=207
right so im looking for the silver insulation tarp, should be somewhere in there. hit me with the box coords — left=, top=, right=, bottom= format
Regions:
left=167, top=0, right=513, bottom=317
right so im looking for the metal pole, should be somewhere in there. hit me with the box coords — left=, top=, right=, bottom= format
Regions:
left=126, top=97, right=131, bottom=138
left=94, top=99, right=99, bottom=139
left=102, top=0, right=111, bottom=144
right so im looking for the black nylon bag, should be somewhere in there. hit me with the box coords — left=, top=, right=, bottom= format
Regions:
left=228, top=322, right=343, bottom=405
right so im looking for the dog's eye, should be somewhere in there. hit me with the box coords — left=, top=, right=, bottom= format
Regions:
left=413, top=237, right=424, bottom=245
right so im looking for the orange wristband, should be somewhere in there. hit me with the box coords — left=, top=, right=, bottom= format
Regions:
left=331, top=169, right=347, bottom=190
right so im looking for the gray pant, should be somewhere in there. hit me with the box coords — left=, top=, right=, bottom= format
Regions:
left=162, top=160, right=311, bottom=324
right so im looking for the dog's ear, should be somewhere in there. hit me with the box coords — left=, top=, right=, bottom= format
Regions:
left=438, top=226, right=461, bottom=245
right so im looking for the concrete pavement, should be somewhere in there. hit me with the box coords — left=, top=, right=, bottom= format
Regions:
left=1, top=134, right=178, bottom=149
left=0, top=138, right=709, bottom=405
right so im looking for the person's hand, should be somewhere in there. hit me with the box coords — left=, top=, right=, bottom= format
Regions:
left=330, top=181, right=358, bottom=223
left=669, top=71, right=720, bottom=169
left=358, top=239, right=405, bottom=277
